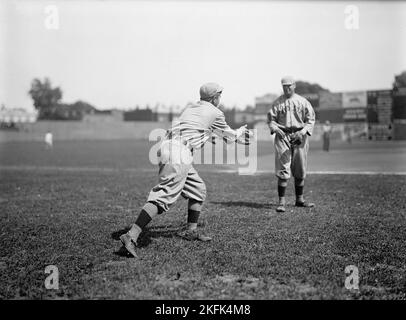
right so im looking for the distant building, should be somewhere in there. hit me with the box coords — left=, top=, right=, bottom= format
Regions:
left=35, top=101, right=97, bottom=121
left=124, top=108, right=155, bottom=121
left=254, top=93, right=278, bottom=122
left=123, top=104, right=184, bottom=122
left=235, top=106, right=255, bottom=126
left=0, top=106, right=38, bottom=125
left=155, top=105, right=182, bottom=123
left=392, top=87, right=406, bottom=140
left=301, top=93, right=320, bottom=109
left=83, top=109, right=123, bottom=122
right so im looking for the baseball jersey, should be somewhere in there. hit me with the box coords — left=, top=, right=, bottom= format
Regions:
left=166, top=100, right=239, bottom=150
left=267, top=93, right=316, bottom=135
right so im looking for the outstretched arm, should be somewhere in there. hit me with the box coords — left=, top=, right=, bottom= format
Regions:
left=210, top=112, right=253, bottom=145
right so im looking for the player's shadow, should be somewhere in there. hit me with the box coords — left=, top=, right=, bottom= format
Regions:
left=210, top=201, right=274, bottom=209
left=111, top=224, right=184, bottom=257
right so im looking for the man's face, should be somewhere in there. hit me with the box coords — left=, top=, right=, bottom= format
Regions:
left=282, top=83, right=295, bottom=98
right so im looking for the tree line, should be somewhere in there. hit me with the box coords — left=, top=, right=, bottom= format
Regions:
left=28, top=78, right=96, bottom=120
left=29, top=72, right=406, bottom=120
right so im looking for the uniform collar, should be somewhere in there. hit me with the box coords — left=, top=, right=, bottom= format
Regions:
left=198, top=100, right=216, bottom=108
left=281, top=93, right=298, bottom=100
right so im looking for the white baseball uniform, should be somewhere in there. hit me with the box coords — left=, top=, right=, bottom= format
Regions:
left=267, top=93, right=315, bottom=180
left=147, top=100, right=244, bottom=212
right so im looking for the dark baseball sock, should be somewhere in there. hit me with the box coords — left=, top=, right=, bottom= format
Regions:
left=278, top=185, right=286, bottom=198
left=128, top=202, right=159, bottom=242
left=134, top=210, right=152, bottom=229
left=295, top=185, right=304, bottom=196
left=277, top=179, right=288, bottom=205
left=295, top=179, right=305, bottom=202
left=187, top=200, right=203, bottom=231
left=187, top=210, right=200, bottom=224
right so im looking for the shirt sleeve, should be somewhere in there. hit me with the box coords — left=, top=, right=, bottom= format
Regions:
left=210, top=111, right=239, bottom=143
left=267, top=103, right=279, bottom=134
left=303, top=100, right=316, bottom=136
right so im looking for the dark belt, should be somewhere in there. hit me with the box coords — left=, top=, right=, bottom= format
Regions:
left=281, top=127, right=302, bottom=134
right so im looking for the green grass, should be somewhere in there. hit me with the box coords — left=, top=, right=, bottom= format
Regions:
left=1, top=168, right=405, bottom=299
left=0, top=140, right=405, bottom=299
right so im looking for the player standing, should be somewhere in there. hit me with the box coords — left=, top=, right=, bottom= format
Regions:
left=45, top=131, right=53, bottom=149
left=267, top=76, right=316, bottom=213
left=322, top=120, right=332, bottom=152
left=120, top=83, right=252, bottom=258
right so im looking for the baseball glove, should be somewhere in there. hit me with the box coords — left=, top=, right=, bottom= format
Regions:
left=289, top=132, right=304, bottom=145
left=236, top=125, right=253, bottom=145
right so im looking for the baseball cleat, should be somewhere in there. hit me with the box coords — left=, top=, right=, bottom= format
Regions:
left=177, top=229, right=212, bottom=242
left=295, top=201, right=315, bottom=208
left=276, top=204, right=286, bottom=212
left=120, top=233, right=138, bottom=258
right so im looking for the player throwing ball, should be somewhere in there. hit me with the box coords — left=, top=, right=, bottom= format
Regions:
left=120, top=82, right=253, bottom=257
left=267, top=76, right=316, bottom=213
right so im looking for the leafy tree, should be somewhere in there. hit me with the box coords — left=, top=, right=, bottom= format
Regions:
left=28, top=78, right=62, bottom=119
left=56, top=101, right=96, bottom=120
left=70, top=100, right=96, bottom=114
left=28, top=78, right=62, bottom=109
left=28, top=78, right=97, bottom=120
left=294, top=81, right=330, bottom=95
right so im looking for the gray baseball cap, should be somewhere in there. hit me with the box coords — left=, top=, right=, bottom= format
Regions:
left=281, top=76, right=295, bottom=85
left=200, top=83, right=223, bottom=100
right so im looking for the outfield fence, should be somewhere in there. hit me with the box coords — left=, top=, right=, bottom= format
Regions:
left=0, top=120, right=171, bottom=142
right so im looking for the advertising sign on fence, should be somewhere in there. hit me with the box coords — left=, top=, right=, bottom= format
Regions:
left=342, top=91, right=367, bottom=109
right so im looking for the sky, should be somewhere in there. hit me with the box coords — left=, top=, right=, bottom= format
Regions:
left=1, top=0, right=405, bottom=111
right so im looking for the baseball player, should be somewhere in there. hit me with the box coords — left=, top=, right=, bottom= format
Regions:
left=267, top=76, right=316, bottom=212
left=120, top=83, right=253, bottom=258
left=45, top=131, right=53, bottom=149
left=322, top=120, right=332, bottom=152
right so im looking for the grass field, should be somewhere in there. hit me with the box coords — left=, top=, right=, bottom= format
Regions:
left=0, top=140, right=405, bottom=299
